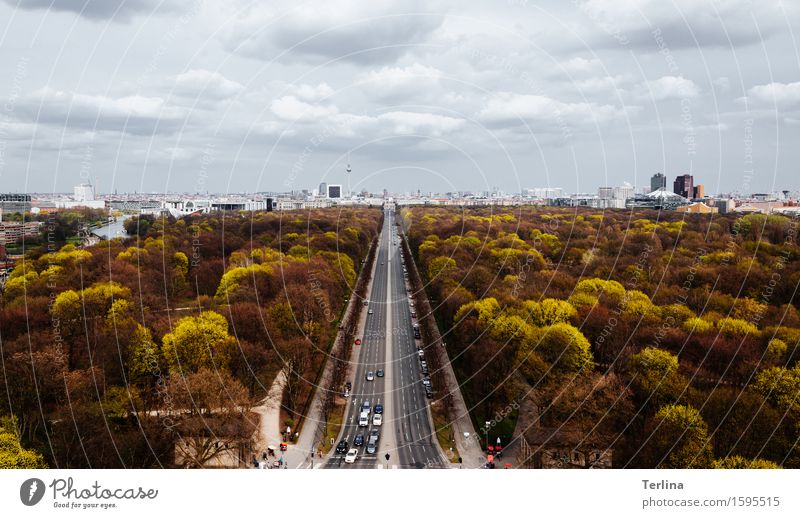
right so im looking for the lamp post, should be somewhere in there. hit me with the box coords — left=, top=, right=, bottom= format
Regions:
left=485, top=421, right=491, bottom=460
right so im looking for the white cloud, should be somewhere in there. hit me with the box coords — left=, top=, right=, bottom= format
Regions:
left=223, top=0, right=446, bottom=64
left=478, top=92, right=627, bottom=129
left=746, top=81, right=800, bottom=109
left=290, top=83, right=335, bottom=102
left=172, top=69, right=245, bottom=99
left=270, top=95, right=339, bottom=121
left=640, top=76, right=699, bottom=100
left=376, top=111, right=464, bottom=136
left=14, top=87, right=187, bottom=135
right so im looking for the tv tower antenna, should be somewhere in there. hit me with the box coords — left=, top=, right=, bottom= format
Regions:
left=346, top=153, right=352, bottom=197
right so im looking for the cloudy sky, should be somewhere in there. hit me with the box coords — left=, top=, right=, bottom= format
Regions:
left=0, top=0, right=798, bottom=195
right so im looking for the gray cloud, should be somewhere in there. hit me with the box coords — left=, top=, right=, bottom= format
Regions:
left=3, top=0, right=178, bottom=22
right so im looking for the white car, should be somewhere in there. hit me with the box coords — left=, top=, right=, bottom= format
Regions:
left=359, top=412, right=369, bottom=426
left=345, top=448, right=358, bottom=464
left=366, top=371, right=375, bottom=381
left=372, top=413, right=382, bottom=426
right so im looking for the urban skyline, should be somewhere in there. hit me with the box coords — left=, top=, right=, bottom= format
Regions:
left=0, top=2, right=798, bottom=196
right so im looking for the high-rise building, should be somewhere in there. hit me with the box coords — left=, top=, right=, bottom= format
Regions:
left=673, top=174, right=694, bottom=199
left=318, top=182, right=327, bottom=197
left=650, top=173, right=667, bottom=192
left=693, top=184, right=705, bottom=199
left=327, top=184, right=342, bottom=199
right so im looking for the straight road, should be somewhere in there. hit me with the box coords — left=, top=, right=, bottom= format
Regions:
left=326, top=206, right=445, bottom=469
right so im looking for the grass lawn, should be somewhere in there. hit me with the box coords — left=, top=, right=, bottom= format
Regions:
left=431, top=400, right=459, bottom=463
left=318, top=398, right=345, bottom=455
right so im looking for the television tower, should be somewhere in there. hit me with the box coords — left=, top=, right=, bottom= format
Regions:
left=346, top=153, right=352, bottom=198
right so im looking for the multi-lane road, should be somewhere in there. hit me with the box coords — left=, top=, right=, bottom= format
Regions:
left=326, top=206, right=445, bottom=469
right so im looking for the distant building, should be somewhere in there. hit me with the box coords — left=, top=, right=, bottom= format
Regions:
left=676, top=202, right=718, bottom=214
left=327, top=184, right=342, bottom=199
left=650, top=173, right=667, bottom=192
left=73, top=183, right=95, bottom=202
left=673, top=174, right=694, bottom=199
left=692, top=184, right=705, bottom=199
left=525, top=187, right=563, bottom=199
left=715, top=198, right=735, bottom=214
left=627, top=189, right=689, bottom=210
left=0, top=193, right=32, bottom=214
left=0, top=221, right=42, bottom=245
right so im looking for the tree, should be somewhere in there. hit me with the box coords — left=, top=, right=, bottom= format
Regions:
left=0, top=415, right=47, bottom=468
left=528, top=323, right=594, bottom=373
left=127, top=325, right=161, bottom=381
left=162, top=311, right=235, bottom=374
left=628, top=347, right=687, bottom=410
left=713, top=456, right=780, bottom=469
left=642, top=404, right=713, bottom=468
left=168, top=368, right=255, bottom=468
left=523, top=298, right=577, bottom=327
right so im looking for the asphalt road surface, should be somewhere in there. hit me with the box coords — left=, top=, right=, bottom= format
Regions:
left=326, top=206, right=445, bottom=469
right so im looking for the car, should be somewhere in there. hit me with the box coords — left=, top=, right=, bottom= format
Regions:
left=374, top=403, right=383, bottom=414
left=381, top=262, right=384, bottom=265
left=376, top=369, right=384, bottom=377
left=345, top=381, right=352, bottom=391
left=420, top=360, right=427, bottom=368
left=345, top=448, right=358, bottom=464
left=411, top=311, right=417, bottom=318
left=418, top=349, right=425, bottom=357
left=366, top=371, right=374, bottom=381
left=361, top=400, right=371, bottom=414
left=359, top=412, right=369, bottom=427
left=366, top=434, right=379, bottom=454
left=372, top=413, right=382, bottom=426
left=336, top=440, right=348, bottom=454
left=425, top=389, right=433, bottom=399
left=354, top=433, right=365, bottom=446
left=422, top=366, right=429, bottom=375
left=368, top=308, right=374, bottom=315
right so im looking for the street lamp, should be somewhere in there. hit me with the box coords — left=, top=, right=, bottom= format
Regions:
left=485, top=421, right=491, bottom=457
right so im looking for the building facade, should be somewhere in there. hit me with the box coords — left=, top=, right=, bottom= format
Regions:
left=673, top=174, right=694, bottom=198
left=650, top=173, right=667, bottom=192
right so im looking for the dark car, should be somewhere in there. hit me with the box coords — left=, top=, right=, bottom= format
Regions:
left=366, top=430, right=379, bottom=454
left=376, top=369, right=384, bottom=377
left=353, top=433, right=365, bottom=447
left=425, top=388, right=433, bottom=399
left=374, top=403, right=383, bottom=414
left=345, top=381, right=352, bottom=391
left=336, top=440, right=348, bottom=454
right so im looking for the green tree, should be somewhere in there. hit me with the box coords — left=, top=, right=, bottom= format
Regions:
left=628, top=347, right=687, bottom=409
left=127, top=325, right=161, bottom=380
left=428, top=256, right=457, bottom=280
left=523, top=298, right=577, bottom=327
left=162, top=311, right=234, bottom=374
left=528, top=322, right=594, bottom=373
left=713, top=456, right=780, bottom=469
left=0, top=415, right=47, bottom=469
left=644, top=404, right=713, bottom=468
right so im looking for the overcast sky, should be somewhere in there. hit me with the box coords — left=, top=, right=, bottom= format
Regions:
left=0, top=0, right=798, bottom=196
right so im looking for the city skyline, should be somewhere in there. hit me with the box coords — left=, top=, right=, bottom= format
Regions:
left=0, top=1, right=798, bottom=195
